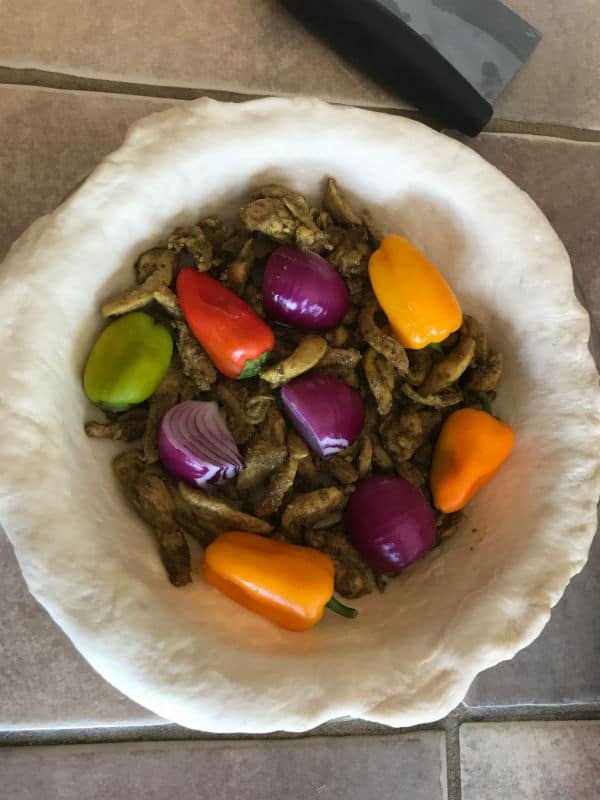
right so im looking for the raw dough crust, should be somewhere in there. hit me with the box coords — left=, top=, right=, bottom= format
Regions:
left=0, top=97, right=598, bottom=732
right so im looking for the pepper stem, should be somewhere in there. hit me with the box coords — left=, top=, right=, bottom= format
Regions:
left=478, top=391, right=494, bottom=416
left=326, top=596, right=358, bottom=620
left=429, top=342, right=443, bottom=353
left=239, top=350, right=270, bottom=379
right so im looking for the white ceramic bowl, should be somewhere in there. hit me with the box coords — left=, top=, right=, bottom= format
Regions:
left=0, top=98, right=598, bottom=733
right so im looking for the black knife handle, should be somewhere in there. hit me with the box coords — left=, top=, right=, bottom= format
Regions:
left=281, top=0, right=493, bottom=136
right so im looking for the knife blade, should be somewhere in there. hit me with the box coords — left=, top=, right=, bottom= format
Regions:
left=378, top=0, right=541, bottom=102
left=281, top=0, right=541, bottom=135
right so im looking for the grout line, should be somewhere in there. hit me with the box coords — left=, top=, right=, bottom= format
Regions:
left=0, top=718, right=442, bottom=747
left=0, top=65, right=438, bottom=128
left=0, top=65, right=265, bottom=103
left=459, top=704, right=600, bottom=724
left=484, top=116, right=600, bottom=143
left=444, top=713, right=462, bottom=800
left=1, top=704, right=599, bottom=748
left=0, top=725, right=429, bottom=749
left=0, top=65, right=436, bottom=125
left=2, top=65, right=600, bottom=142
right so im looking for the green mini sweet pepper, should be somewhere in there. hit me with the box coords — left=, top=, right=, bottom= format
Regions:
left=83, top=311, right=173, bottom=411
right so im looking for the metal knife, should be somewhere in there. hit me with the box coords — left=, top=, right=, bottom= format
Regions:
left=281, top=0, right=541, bottom=136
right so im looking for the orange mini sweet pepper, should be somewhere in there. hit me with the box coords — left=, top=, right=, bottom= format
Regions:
left=368, top=235, right=463, bottom=349
left=202, top=531, right=357, bottom=631
left=431, top=407, right=515, bottom=513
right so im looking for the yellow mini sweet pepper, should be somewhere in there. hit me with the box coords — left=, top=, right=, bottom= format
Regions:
left=202, top=531, right=357, bottom=631
left=431, top=408, right=515, bottom=513
left=368, top=235, right=463, bottom=349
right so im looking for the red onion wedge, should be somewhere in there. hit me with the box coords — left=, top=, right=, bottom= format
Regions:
left=281, top=373, right=365, bottom=459
left=344, top=475, right=436, bottom=572
left=158, top=400, right=245, bottom=487
left=263, top=246, right=349, bottom=330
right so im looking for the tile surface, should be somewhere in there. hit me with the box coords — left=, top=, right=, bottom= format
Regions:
left=467, top=132, right=600, bottom=361
left=1, top=1, right=600, bottom=129
left=461, top=722, right=600, bottom=800
left=0, top=85, right=171, bottom=263
left=0, top=85, right=598, bottom=729
left=493, top=0, right=600, bottom=130
left=0, top=532, right=160, bottom=728
left=0, top=735, right=447, bottom=800
left=466, top=522, right=600, bottom=707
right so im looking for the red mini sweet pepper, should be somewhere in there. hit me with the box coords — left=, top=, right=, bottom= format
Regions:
left=177, top=268, right=275, bottom=379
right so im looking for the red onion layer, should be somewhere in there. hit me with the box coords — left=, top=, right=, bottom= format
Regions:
left=158, top=400, right=245, bottom=487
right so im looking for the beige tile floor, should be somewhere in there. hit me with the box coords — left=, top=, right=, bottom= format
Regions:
left=1, top=2, right=599, bottom=797
left=2, top=1, right=600, bottom=130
